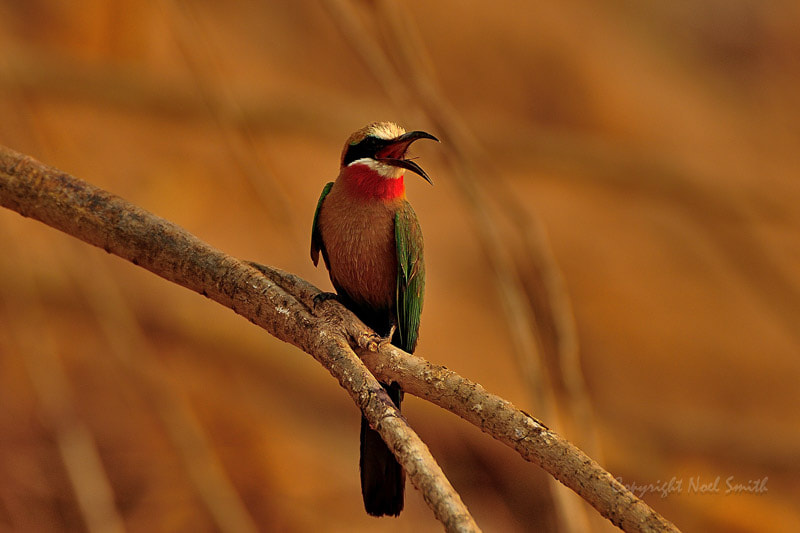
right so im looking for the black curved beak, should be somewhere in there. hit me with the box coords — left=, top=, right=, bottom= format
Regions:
left=377, top=130, right=439, bottom=185
left=396, top=130, right=440, bottom=145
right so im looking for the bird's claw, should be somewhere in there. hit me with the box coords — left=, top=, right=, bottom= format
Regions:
left=312, top=291, right=338, bottom=310
left=358, top=332, right=382, bottom=352
left=358, top=332, right=393, bottom=352
left=358, top=324, right=395, bottom=352
left=376, top=336, right=394, bottom=351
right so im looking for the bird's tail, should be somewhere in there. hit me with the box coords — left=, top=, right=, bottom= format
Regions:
left=359, top=382, right=405, bottom=517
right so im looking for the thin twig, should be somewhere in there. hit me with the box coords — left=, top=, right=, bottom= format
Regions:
left=0, top=145, right=679, bottom=532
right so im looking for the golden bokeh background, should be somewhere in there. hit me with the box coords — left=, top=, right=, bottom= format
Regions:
left=1, top=1, right=799, bottom=532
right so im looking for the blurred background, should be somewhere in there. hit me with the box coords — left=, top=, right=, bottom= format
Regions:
left=1, top=1, right=799, bottom=532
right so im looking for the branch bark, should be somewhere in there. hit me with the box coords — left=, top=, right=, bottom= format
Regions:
left=0, top=145, right=680, bottom=533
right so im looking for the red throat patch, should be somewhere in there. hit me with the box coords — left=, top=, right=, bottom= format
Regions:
left=342, top=163, right=406, bottom=200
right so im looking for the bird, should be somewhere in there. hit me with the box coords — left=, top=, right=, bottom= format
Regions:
left=310, top=121, right=438, bottom=517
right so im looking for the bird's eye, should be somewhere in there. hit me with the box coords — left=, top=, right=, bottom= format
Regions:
left=343, top=136, right=388, bottom=165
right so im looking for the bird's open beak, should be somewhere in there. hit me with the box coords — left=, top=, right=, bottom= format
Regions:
left=376, top=130, right=439, bottom=185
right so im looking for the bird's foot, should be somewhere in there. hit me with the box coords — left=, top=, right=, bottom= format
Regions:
left=386, top=324, right=397, bottom=340
left=358, top=332, right=383, bottom=352
left=312, top=291, right=338, bottom=310
left=358, top=325, right=395, bottom=352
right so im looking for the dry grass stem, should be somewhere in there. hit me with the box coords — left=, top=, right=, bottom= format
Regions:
left=61, top=242, right=261, bottom=533
left=0, top=234, right=126, bottom=533
left=159, top=0, right=293, bottom=228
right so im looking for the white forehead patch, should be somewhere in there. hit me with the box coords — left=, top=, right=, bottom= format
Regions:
left=368, top=122, right=406, bottom=141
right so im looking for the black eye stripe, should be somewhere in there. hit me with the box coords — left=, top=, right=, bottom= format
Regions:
left=343, top=136, right=391, bottom=165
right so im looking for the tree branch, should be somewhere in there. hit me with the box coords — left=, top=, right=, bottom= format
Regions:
left=0, top=145, right=477, bottom=532
left=250, top=267, right=679, bottom=533
left=0, top=145, right=679, bottom=533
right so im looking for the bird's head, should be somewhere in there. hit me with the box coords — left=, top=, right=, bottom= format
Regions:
left=339, top=122, right=439, bottom=192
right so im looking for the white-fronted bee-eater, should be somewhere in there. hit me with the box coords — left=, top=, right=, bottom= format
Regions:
left=311, top=121, right=438, bottom=516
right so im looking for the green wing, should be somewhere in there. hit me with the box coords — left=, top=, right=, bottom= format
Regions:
left=395, top=205, right=425, bottom=353
left=310, top=182, right=334, bottom=267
